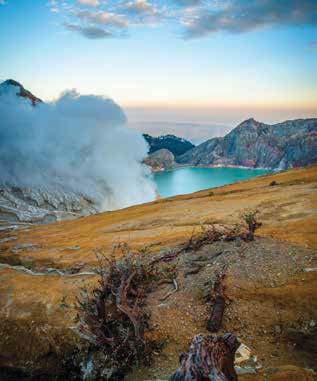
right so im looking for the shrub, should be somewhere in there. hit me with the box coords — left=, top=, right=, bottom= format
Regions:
left=76, top=243, right=174, bottom=380
left=242, top=210, right=261, bottom=241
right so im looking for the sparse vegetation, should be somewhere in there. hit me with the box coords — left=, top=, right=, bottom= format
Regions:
left=75, top=217, right=260, bottom=379
left=76, top=243, right=175, bottom=380
left=242, top=209, right=262, bottom=241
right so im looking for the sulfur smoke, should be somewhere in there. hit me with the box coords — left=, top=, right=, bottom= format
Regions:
left=0, top=82, right=157, bottom=211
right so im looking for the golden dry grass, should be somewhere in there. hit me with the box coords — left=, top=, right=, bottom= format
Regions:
left=1, top=166, right=316, bottom=270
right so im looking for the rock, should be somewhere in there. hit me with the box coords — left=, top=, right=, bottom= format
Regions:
left=235, top=343, right=252, bottom=364
left=11, top=243, right=39, bottom=253
left=143, top=134, right=194, bottom=157
left=144, top=149, right=176, bottom=171
left=0, top=236, right=17, bottom=243
left=235, top=366, right=257, bottom=375
left=274, top=325, right=282, bottom=335
left=64, top=245, right=81, bottom=251
left=0, top=79, right=42, bottom=106
left=304, top=267, right=317, bottom=272
left=177, top=118, right=317, bottom=170
left=0, top=184, right=98, bottom=229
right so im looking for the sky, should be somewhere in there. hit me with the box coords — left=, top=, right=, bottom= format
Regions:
left=0, top=0, right=317, bottom=141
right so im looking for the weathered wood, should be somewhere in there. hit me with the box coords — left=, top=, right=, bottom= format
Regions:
left=207, top=294, right=226, bottom=333
left=170, top=333, right=240, bottom=381
left=207, top=272, right=226, bottom=333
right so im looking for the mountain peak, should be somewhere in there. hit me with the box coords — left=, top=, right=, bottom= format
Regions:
left=241, top=117, right=259, bottom=125
left=232, top=118, right=262, bottom=132
left=0, top=78, right=42, bottom=106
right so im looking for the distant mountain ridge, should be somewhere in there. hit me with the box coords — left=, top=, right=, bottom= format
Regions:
left=143, top=133, right=195, bottom=156
left=0, top=79, right=42, bottom=105
left=177, top=118, right=317, bottom=170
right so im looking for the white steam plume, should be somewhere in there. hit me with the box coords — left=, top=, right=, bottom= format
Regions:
left=0, top=83, right=157, bottom=211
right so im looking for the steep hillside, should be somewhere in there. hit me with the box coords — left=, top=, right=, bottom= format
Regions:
left=143, top=133, right=195, bottom=156
left=177, top=118, right=317, bottom=169
left=143, top=148, right=175, bottom=171
left=0, top=166, right=316, bottom=380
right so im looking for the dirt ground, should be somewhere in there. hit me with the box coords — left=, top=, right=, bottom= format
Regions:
left=0, top=166, right=317, bottom=380
left=127, top=237, right=317, bottom=380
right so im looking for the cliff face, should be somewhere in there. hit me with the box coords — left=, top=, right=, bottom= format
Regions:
left=143, top=148, right=175, bottom=171
left=143, top=133, right=194, bottom=156
left=177, top=118, right=317, bottom=169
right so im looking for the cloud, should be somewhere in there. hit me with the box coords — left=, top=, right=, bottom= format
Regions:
left=64, top=23, right=113, bottom=39
left=0, top=82, right=156, bottom=210
left=75, top=9, right=128, bottom=28
left=122, top=0, right=156, bottom=16
left=0, top=0, right=6, bottom=5
left=53, top=0, right=317, bottom=40
left=77, top=0, right=100, bottom=7
left=119, top=0, right=163, bottom=24
left=173, top=0, right=202, bottom=7
left=183, top=0, right=317, bottom=38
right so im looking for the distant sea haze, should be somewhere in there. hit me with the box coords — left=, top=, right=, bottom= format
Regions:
left=125, top=104, right=317, bottom=143
left=127, top=121, right=232, bottom=144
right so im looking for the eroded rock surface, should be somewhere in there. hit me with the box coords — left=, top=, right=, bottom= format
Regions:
left=177, top=118, right=317, bottom=169
left=0, top=185, right=98, bottom=229
left=144, top=148, right=176, bottom=171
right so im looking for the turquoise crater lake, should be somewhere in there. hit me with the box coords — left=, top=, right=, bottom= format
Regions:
left=153, top=167, right=270, bottom=198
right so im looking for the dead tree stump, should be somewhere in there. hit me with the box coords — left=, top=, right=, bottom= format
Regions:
left=170, top=333, right=240, bottom=381
left=207, top=272, right=226, bottom=333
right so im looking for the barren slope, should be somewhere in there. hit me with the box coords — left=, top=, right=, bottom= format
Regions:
left=0, top=166, right=316, bottom=380
left=1, top=166, right=316, bottom=270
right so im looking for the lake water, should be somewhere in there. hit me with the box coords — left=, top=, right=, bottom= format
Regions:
left=153, top=167, right=270, bottom=198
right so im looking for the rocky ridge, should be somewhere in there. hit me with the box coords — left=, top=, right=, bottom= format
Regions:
left=143, top=133, right=195, bottom=157
left=0, top=79, right=42, bottom=106
left=177, top=118, right=317, bottom=169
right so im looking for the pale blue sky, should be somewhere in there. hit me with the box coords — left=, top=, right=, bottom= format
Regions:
left=1, top=0, right=317, bottom=136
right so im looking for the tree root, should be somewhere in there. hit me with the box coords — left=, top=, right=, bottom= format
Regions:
left=207, top=271, right=227, bottom=333
left=170, top=333, right=240, bottom=381
left=160, top=278, right=178, bottom=301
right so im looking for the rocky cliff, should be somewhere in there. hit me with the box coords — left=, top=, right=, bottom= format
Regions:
left=177, top=118, right=317, bottom=169
left=143, top=133, right=194, bottom=156
left=143, top=148, right=175, bottom=171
